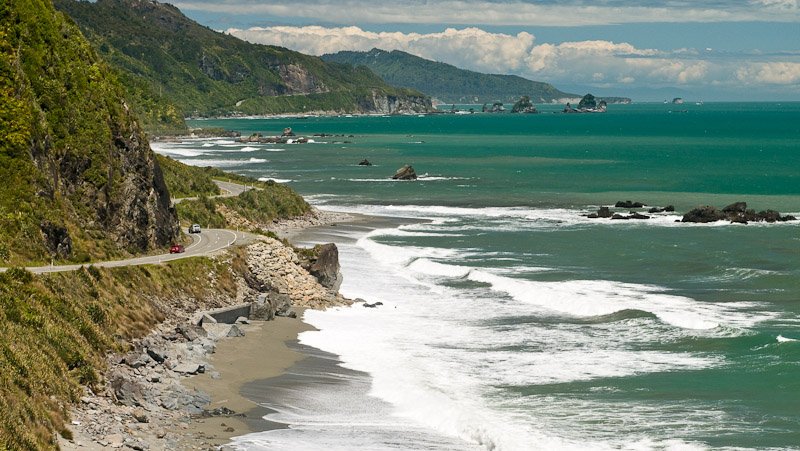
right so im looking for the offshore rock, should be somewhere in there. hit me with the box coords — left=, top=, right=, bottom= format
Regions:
left=615, top=200, right=646, bottom=208
left=682, top=202, right=796, bottom=223
left=392, top=165, right=418, bottom=180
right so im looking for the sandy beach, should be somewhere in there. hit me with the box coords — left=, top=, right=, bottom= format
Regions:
left=183, top=312, right=313, bottom=448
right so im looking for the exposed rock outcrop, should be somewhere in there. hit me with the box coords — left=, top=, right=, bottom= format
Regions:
left=615, top=200, right=646, bottom=208
left=682, top=202, right=797, bottom=224
left=306, top=243, right=343, bottom=291
left=392, top=165, right=418, bottom=180
left=362, top=90, right=433, bottom=114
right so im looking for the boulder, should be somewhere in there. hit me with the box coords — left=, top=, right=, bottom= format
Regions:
left=391, top=165, right=417, bottom=180
left=682, top=206, right=725, bottom=223
left=308, top=243, right=342, bottom=290
left=146, top=348, right=167, bottom=364
left=226, top=324, right=245, bottom=337
left=597, top=206, right=613, bottom=218
left=722, top=202, right=747, bottom=214
left=108, top=370, right=144, bottom=406
left=358, top=159, right=373, bottom=166
left=176, top=323, right=206, bottom=342
left=615, top=200, right=645, bottom=208
left=172, top=363, right=205, bottom=375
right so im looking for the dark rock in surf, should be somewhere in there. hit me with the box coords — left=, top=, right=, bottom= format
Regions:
left=597, top=206, right=613, bottom=218
left=392, top=165, right=417, bottom=180
left=615, top=200, right=646, bottom=208
left=358, top=159, right=373, bottom=166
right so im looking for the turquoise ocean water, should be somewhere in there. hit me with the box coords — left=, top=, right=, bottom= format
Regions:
left=158, top=102, right=800, bottom=450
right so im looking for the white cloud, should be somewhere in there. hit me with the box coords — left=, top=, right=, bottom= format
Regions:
left=736, top=62, right=800, bottom=84
left=175, top=0, right=800, bottom=26
left=229, top=26, right=536, bottom=73
left=227, top=25, right=800, bottom=92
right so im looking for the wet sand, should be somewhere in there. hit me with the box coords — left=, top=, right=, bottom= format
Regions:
left=184, top=313, right=313, bottom=447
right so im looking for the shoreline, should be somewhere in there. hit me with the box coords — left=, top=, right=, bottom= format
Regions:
left=57, top=208, right=405, bottom=450
left=182, top=313, right=314, bottom=448
left=182, top=211, right=422, bottom=448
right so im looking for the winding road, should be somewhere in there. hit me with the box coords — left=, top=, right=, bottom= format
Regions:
left=2, top=181, right=261, bottom=275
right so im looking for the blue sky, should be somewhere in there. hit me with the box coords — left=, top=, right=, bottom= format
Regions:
left=174, top=0, right=800, bottom=100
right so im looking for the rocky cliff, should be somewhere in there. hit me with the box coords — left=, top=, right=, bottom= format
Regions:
left=0, top=0, right=179, bottom=264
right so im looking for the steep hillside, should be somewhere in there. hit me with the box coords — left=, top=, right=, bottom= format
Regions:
left=0, top=0, right=179, bottom=265
left=54, top=0, right=432, bottom=130
left=322, top=48, right=578, bottom=104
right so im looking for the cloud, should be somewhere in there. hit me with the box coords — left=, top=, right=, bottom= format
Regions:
left=175, top=0, right=800, bottom=26
left=228, top=25, right=757, bottom=87
left=736, top=62, right=800, bottom=84
left=229, top=26, right=536, bottom=72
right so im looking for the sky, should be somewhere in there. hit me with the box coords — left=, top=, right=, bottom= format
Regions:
left=174, top=0, right=800, bottom=101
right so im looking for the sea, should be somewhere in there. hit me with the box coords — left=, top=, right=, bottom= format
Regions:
left=154, top=102, right=800, bottom=450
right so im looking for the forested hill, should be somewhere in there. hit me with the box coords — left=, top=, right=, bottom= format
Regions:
left=0, top=0, right=179, bottom=266
left=322, top=48, right=578, bottom=104
left=53, top=0, right=432, bottom=133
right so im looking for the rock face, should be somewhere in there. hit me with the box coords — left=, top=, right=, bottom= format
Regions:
left=392, top=165, right=418, bottom=180
left=307, top=244, right=343, bottom=291
left=682, top=202, right=797, bottom=224
left=2, top=0, right=179, bottom=261
left=362, top=90, right=432, bottom=114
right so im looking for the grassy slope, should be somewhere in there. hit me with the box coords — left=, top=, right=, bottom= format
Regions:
left=53, top=0, right=429, bottom=131
left=0, top=156, right=311, bottom=450
left=156, top=154, right=310, bottom=227
left=322, top=48, right=577, bottom=104
left=0, top=257, right=241, bottom=450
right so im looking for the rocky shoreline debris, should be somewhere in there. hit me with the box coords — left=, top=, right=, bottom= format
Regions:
left=584, top=200, right=795, bottom=224
left=61, top=236, right=350, bottom=450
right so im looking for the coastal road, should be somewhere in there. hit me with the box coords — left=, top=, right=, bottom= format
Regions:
left=1, top=180, right=265, bottom=275
left=1, top=228, right=260, bottom=275
left=171, top=179, right=259, bottom=205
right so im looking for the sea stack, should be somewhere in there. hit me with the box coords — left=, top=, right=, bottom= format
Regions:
left=392, top=165, right=418, bottom=180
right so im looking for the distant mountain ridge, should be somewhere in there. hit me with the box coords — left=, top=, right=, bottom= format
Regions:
left=53, top=0, right=432, bottom=133
left=322, top=48, right=582, bottom=104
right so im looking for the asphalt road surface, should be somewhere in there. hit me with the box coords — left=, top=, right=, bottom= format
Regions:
left=1, top=181, right=260, bottom=274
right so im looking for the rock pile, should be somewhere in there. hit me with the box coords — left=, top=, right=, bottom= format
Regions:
left=244, top=239, right=349, bottom=311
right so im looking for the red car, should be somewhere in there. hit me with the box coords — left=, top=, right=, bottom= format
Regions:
left=169, top=244, right=185, bottom=254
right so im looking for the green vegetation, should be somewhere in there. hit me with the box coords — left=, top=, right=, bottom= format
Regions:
left=53, top=0, right=431, bottom=134
left=0, top=258, right=240, bottom=450
left=176, top=181, right=310, bottom=229
left=156, top=154, right=310, bottom=227
left=578, top=93, right=597, bottom=109
left=322, top=48, right=576, bottom=104
left=1, top=0, right=178, bottom=266
left=511, top=96, right=537, bottom=113
left=155, top=154, right=221, bottom=199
